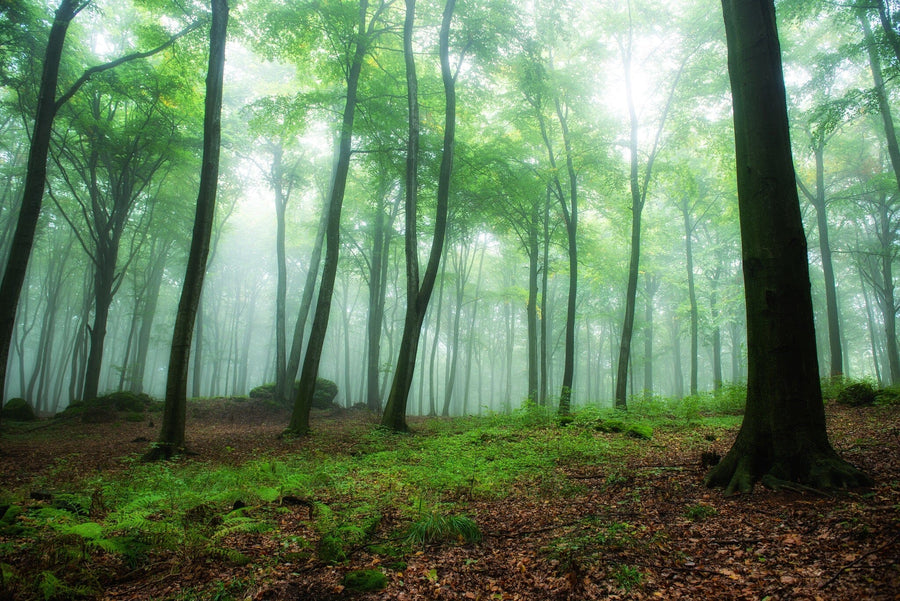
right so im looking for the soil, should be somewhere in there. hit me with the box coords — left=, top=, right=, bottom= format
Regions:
left=1, top=400, right=898, bottom=600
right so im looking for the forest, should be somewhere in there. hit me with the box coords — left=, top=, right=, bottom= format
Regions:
left=0, top=0, right=899, bottom=599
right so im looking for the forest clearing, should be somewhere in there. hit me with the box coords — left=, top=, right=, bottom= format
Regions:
left=0, top=393, right=898, bottom=600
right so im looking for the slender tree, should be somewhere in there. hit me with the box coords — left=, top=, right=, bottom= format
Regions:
left=148, top=0, right=228, bottom=459
left=0, top=0, right=197, bottom=409
left=287, top=0, right=388, bottom=435
left=381, top=0, right=457, bottom=431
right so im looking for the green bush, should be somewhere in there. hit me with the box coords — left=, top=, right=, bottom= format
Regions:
left=837, top=381, right=877, bottom=407
left=2, top=398, right=36, bottom=421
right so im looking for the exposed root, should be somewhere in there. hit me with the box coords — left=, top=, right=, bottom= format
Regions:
left=705, top=447, right=873, bottom=495
left=279, top=427, right=309, bottom=440
left=142, top=442, right=186, bottom=462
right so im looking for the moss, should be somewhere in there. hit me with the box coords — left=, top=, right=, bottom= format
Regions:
left=837, top=382, right=876, bottom=407
left=2, top=397, right=36, bottom=421
left=875, top=385, right=900, bottom=406
left=249, top=378, right=339, bottom=409
left=625, top=423, right=653, bottom=440
left=341, top=569, right=387, bottom=592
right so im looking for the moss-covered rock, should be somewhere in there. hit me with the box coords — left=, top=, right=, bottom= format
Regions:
left=2, top=398, right=36, bottom=421
left=342, top=569, right=388, bottom=592
left=99, top=391, right=154, bottom=412
left=837, top=382, right=877, bottom=407
left=249, top=378, right=339, bottom=409
left=875, top=385, right=900, bottom=406
left=311, top=378, right=338, bottom=409
left=593, top=418, right=652, bottom=440
left=61, top=391, right=156, bottom=422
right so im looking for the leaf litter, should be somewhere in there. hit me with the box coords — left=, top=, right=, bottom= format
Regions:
left=0, top=400, right=897, bottom=600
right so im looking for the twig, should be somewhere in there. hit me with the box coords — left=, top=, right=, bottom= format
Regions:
left=822, top=531, right=900, bottom=589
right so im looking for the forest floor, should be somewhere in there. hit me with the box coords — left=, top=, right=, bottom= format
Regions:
left=0, top=398, right=898, bottom=600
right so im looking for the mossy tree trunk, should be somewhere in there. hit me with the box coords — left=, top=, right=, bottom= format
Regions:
left=705, top=0, right=871, bottom=493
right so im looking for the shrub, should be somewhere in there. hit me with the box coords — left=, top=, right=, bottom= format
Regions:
left=837, top=381, right=877, bottom=407
left=2, top=398, right=36, bottom=421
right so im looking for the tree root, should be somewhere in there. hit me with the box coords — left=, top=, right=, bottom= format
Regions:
left=142, top=442, right=187, bottom=462
left=705, top=448, right=873, bottom=495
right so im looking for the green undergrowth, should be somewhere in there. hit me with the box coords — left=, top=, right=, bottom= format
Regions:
left=0, top=399, right=742, bottom=600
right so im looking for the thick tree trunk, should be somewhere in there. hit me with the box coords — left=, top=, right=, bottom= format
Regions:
left=148, top=0, right=228, bottom=459
left=705, top=0, right=870, bottom=493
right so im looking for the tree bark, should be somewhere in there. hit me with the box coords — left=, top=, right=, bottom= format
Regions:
left=148, top=0, right=228, bottom=459
left=798, top=135, right=843, bottom=378
left=0, top=0, right=83, bottom=411
left=272, top=144, right=290, bottom=404
left=381, top=0, right=456, bottom=431
left=287, top=0, right=373, bottom=435
left=705, top=0, right=870, bottom=493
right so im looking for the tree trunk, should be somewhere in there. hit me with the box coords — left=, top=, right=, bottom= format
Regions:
left=148, top=0, right=228, bottom=459
left=705, top=0, right=870, bottom=493
left=272, top=144, right=290, bottom=404
left=526, top=194, right=540, bottom=402
left=288, top=0, right=371, bottom=435
left=643, top=275, right=659, bottom=394
left=366, top=184, right=388, bottom=412
left=681, top=198, right=699, bottom=396
left=798, top=135, right=843, bottom=378
left=462, top=244, right=485, bottom=414
left=283, top=195, right=328, bottom=402
left=0, top=0, right=82, bottom=410
left=381, top=0, right=456, bottom=431
left=877, top=200, right=899, bottom=383
left=539, top=186, right=550, bottom=405
left=131, top=249, right=167, bottom=393
left=672, top=314, right=684, bottom=398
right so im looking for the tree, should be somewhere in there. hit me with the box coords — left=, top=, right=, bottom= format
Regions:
left=613, top=1, right=688, bottom=409
left=149, top=0, right=229, bottom=459
left=381, top=0, right=457, bottom=432
left=287, top=0, right=388, bottom=435
left=0, top=0, right=197, bottom=411
left=705, top=0, right=871, bottom=493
